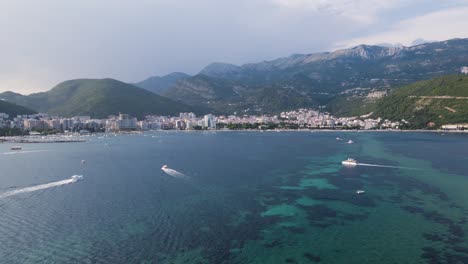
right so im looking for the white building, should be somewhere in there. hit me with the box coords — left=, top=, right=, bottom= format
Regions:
left=441, top=124, right=468, bottom=130
left=60, top=119, right=74, bottom=131
left=45, top=119, right=61, bottom=130
left=137, top=121, right=148, bottom=131
left=175, top=120, right=186, bottom=130
left=204, top=114, right=216, bottom=129
left=23, top=119, right=45, bottom=131
left=116, top=113, right=137, bottom=130
left=73, top=116, right=91, bottom=122
left=461, top=66, right=468, bottom=74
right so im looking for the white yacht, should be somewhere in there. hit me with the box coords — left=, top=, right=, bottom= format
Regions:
left=342, top=158, right=358, bottom=166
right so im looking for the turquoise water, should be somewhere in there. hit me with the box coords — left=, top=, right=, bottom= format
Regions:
left=0, top=131, right=467, bottom=263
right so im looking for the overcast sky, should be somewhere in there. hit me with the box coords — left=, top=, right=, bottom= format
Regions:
left=1, top=0, right=468, bottom=94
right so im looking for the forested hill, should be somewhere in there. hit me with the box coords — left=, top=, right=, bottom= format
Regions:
left=0, top=79, right=203, bottom=119
left=371, top=75, right=468, bottom=128
left=0, top=99, right=36, bottom=117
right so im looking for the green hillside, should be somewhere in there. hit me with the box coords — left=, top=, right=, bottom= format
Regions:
left=0, top=79, right=204, bottom=118
left=0, top=99, right=36, bottom=117
left=372, top=75, right=468, bottom=128
left=163, top=75, right=318, bottom=114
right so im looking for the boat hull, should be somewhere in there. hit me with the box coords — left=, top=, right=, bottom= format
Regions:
left=342, top=161, right=358, bottom=166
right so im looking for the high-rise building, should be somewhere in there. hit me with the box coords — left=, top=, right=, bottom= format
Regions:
left=23, top=119, right=45, bottom=131
left=204, top=114, right=216, bottom=129
left=60, top=119, right=74, bottom=131
left=116, top=113, right=137, bottom=130
left=46, top=119, right=61, bottom=130
left=175, top=120, right=186, bottom=130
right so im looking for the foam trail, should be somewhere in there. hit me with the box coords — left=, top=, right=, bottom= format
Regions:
left=0, top=175, right=83, bottom=198
left=162, top=167, right=188, bottom=179
left=1, top=150, right=49, bottom=155
left=357, top=163, right=418, bottom=170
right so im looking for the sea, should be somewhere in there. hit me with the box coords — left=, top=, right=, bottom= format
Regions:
left=0, top=131, right=467, bottom=264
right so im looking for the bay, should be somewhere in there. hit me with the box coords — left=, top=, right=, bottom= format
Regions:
left=0, top=131, right=467, bottom=264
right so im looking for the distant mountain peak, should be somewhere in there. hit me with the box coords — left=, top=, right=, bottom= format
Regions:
left=199, top=62, right=241, bottom=77
left=134, top=72, right=190, bottom=95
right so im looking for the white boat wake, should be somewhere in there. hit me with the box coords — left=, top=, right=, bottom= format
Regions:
left=161, top=165, right=188, bottom=179
left=0, top=150, right=49, bottom=155
left=357, top=163, right=417, bottom=170
left=0, top=175, right=83, bottom=198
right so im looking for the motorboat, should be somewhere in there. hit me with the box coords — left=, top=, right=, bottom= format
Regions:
left=161, top=165, right=168, bottom=170
left=71, top=175, right=83, bottom=181
left=356, top=190, right=365, bottom=194
left=347, top=140, right=354, bottom=144
left=342, top=158, right=358, bottom=166
left=10, top=146, right=22, bottom=150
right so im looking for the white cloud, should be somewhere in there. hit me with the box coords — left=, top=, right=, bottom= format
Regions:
left=271, top=0, right=405, bottom=23
left=341, top=6, right=468, bottom=47
left=1, top=0, right=468, bottom=93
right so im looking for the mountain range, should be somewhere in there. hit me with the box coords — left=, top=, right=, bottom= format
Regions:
left=0, top=38, right=467, bottom=124
left=162, top=38, right=468, bottom=115
left=0, top=79, right=199, bottom=118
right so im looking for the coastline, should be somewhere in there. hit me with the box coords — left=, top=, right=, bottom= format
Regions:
left=1, top=129, right=467, bottom=143
left=157, top=129, right=468, bottom=134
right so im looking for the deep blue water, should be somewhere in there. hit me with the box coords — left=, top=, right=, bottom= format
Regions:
left=0, top=131, right=468, bottom=263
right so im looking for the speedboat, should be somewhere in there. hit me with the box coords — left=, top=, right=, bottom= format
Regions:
left=71, top=175, right=83, bottom=181
left=342, top=158, right=358, bottom=166
left=336, top=137, right=342, bottom=141
left=161, top=165, right=168, bottom=170
left=347, top=140, right=354, bottom=144
left=10, top=146, right=22, bottom=150
left=356, top=190, right=365, bottom=194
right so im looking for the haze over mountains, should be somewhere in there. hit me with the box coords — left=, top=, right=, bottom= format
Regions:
left=1, top=38, right=468, bottom=122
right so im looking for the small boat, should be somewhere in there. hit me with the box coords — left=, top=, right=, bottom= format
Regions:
left=161, top=165, right=168, bottom=170
left=342, top=158, right=358, bottom=166
left=81, top=160, right=86, bottom=165
left=356, top=190, right=365, bottom=194
left=347, top=140, right=354, bottom=144
left=10, top=146, right=22, bottom=150
left=336, top=137, right=342, bottom=141
left=71, top=175, right=83, bottom=181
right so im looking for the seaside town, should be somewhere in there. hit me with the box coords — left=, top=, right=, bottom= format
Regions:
left=0, top=109, right=404, bottom=135
left=1, top=108, right=465, bottom=138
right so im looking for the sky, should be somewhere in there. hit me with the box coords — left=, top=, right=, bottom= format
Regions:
left=1, top=0, right=468, bottom=94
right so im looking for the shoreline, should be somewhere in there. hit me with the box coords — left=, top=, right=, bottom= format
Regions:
left=1, top=129, right=467, bottom=143
left=146, top=129, right=468, bottom=134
